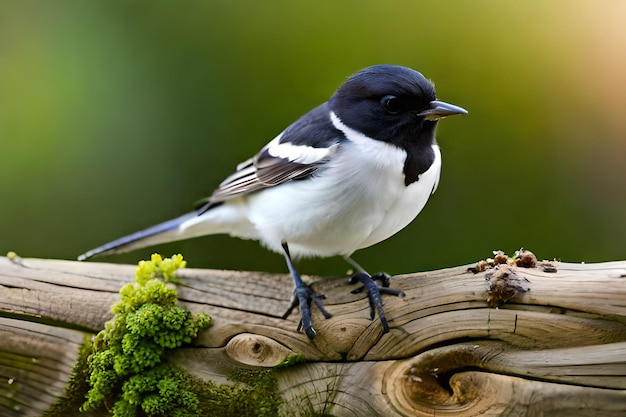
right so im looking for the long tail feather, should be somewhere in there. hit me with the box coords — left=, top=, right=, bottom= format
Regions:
left=78, top=212, right=198, bottom=260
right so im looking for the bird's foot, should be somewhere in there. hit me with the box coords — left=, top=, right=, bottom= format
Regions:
left=282, top=284, right=332, bottom=339
left=349, top=272, right=405, bottom=333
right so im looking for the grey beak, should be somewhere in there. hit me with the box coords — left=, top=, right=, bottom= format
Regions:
left=417, top=100, right=468, bottom=120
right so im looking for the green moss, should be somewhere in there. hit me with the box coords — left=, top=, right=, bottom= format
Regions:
left=43, top=335, right=93, bottom=417
left=193, top=369, right=281, bottom=416
left=47, top=342, right=284, bottom=417
left=275, top=354, right=307, bottom=368
left=135, top=253, right=186, bottom=285
left=80, top=254, right=212, bottom=417
left=46, top=253, right=288, bottom=417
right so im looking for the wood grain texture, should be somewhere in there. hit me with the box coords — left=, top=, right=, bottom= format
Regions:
left=1, top=256, right=625, bottom=416
left=0, top=317, right=84, bottom=417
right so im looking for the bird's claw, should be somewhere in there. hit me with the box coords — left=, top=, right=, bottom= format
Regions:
left=349, top=272, right=405, bottom=333
left=283, top=284, right=332, bottom=339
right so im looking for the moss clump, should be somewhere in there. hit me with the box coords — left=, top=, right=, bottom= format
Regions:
left=45, top=253, right=285, bottom=417
left=193, top=369, right=280, bottom=416
left=81, top=254, right=211, bottom=417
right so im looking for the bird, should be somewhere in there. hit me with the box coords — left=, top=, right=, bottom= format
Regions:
left=78, top=64, right=467, bottom=339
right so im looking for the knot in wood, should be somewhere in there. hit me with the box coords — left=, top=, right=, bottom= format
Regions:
left=225, top=333, right=295, bottom=367
left=384, top=345, right=495, bottom=414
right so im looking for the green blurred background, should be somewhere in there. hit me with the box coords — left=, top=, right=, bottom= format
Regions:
left=1, top=1, right=625, bottom=276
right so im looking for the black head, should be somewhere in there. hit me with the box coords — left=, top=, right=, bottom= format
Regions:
left=329, top=65, right=466, bottom=149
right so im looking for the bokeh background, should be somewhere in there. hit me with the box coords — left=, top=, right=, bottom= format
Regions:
left=1, top=1, right=625, bottom=277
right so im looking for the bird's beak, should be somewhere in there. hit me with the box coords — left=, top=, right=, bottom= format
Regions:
left=417, top=100, right=468, bottom=120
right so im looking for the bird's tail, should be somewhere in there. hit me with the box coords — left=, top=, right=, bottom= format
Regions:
left=78, top=212, right=199, bottom=260
left=78, top=201, right=252, bottom=261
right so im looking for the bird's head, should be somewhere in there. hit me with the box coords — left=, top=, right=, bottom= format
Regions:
left=329, top=64, right=467, bottom=148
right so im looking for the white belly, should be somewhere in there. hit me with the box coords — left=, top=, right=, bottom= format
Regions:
left=243, top=141, right=441, bottom=258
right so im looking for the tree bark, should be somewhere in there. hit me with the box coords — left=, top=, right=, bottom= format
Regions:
left=1, top=255, right=625, bottom=416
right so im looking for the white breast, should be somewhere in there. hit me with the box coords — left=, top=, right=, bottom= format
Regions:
left=327, top=112, right=441, bottom=252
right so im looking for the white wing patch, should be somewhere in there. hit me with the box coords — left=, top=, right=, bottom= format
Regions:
left=209, top=130, right=340, bottom=203
left=267, top=140, right=338, bottom=164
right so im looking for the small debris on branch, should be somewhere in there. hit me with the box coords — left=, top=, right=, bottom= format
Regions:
left=512, top=248, right=538, bottom=268
left=468, top=248, right=557, bottom=274
left=485, top=264, right=531, bottom=307
left=493, top=250, right=509, bottom=265
left=467, top=248, right=557, bottom=307
left=6, top=251, right=24, bottom=266
left=538, top=261, right=559, bottom=273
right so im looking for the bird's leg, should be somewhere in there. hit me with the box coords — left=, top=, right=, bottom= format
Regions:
left=344, top=256, right=406, bottom=333
left=281, top=241, right=332, bottom=339
left=343, top=255, right=367, bottom=274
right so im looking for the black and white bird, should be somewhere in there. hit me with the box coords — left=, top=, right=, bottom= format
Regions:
left=79, top=65, right=467, bottom=339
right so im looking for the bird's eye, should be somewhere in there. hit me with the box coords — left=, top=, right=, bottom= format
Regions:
left=381, top=95, right=401, bottom=114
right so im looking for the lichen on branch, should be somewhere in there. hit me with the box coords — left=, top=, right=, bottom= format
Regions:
left=81, top=254, right=211, bottom=417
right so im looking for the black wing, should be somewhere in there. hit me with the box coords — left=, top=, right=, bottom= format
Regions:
left=207, top=103, right=344, bottom=204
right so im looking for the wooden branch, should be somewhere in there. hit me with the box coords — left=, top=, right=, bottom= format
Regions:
left=1, top=255, right=625, bottom=416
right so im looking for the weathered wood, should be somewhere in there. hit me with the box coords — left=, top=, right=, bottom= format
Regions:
left=0, top=318, right=84, bottom=417
left=1, top=255, right=625, bottom=416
